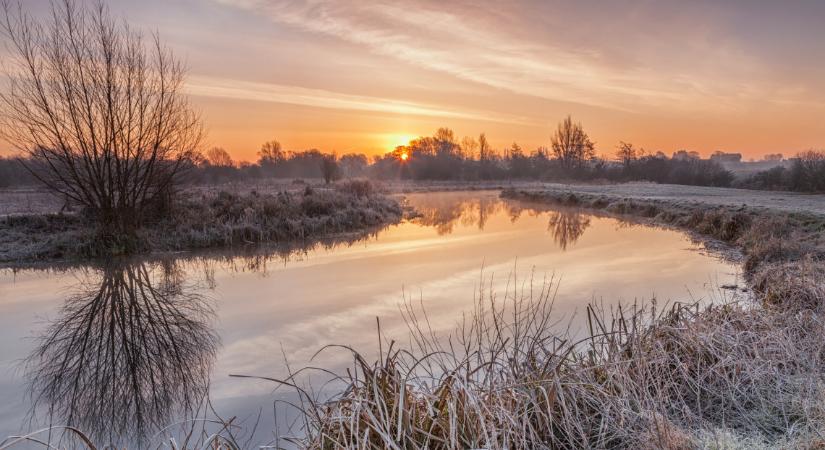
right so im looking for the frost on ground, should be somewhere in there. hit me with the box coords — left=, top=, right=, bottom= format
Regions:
left=0, top=180, right=403, bottom=264
left=0, top=189, right=65, bottom=216
left=538, top=182, right=825, bottom=216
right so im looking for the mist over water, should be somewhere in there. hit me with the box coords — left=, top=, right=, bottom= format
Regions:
left=0, top=191, right=740, bottom=447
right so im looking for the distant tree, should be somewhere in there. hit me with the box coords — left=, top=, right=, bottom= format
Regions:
left=672, top=150, right=700, bottom=161
left=205, top=147, right=234, bottom=167
left=478, top=133, right=491, bottom=179
left=478, top=133, right=490, bottom=162
left=790, top=150, right=825, bottom=192
left=764, top=153, right=784, bottom=161
left=434, top=128, right=456, bottom=147
left=258, top=140, right=284, bottom=166
left=709, top=151, right=742, bottom=163
left=616, top=141, right=639, bottom=165
left=320, top=154, right=340, bottom=184
left=0, top=1, right=202, bottom=247
left=508, top=142, right=532, bottom=178
left=461, top=136, right=478, bottom=159
left=551, top=116, right=595, bottom=169
left=339, top=153, right=368, bottom=178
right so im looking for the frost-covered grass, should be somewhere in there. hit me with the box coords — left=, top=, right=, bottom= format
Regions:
left=0, top=180, right=403, bottom=264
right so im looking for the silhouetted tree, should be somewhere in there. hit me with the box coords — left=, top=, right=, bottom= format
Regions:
left=0, top=1, right=202, bottom=247
left=551, top=116, right=594, bottom=169
left=321, top=154, right=340, bottom=184
left=204, top=147, right=234, bottom=167
left=616, top=141, right=639, bottom=166
left=258, top=139, right=285, bottom=168
left=460, top=136, right=478, bottom=160
left=790, top=150, right=825, bottom=192
left=339, top=153, right=368, bottom=178
left=478, top=133, right=492, bottom=179
left=507, top=142, right=532, bottom=178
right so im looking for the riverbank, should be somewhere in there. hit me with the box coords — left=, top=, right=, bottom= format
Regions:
left=280, top=185, right=825, bottom=449
left=0, top=180, right=404, bottom=265
left=501, top=186, right=825, bottom=284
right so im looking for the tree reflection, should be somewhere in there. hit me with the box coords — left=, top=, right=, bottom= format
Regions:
left=406, top=192, right=593, bottom=250
left=409, top=193, right=505, bottom=234
left=25, top=261, right=218, bottom=446
left=547, top=210, right=591, bottom=250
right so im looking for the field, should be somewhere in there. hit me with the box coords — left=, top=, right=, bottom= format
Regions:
left=527, top=182, right=825, bottom=216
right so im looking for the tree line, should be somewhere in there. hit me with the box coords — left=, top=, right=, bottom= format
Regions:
left=0, top=1, right=823, bottom=255
left=118, top=117, right=825, bottom=192
left=4, top=119, right=825, bottom=192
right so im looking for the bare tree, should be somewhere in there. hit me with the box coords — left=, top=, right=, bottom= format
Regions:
left=478, top=133, right=490, bottom=162
left=551, top=116, right=594, bottom=169
left=204, top=147, right=234, bottom=167
left=0, top=0, right=202, bottom=246
left=460, top=135, right=478, bottom=159
left=258, top=139, right=284, bottom=166
left=320, top=153, right=340, bottom=184
left=616, top=141, right=639, bottom=166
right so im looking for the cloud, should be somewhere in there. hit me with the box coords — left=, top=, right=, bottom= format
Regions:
left=212, top=0, right=825, bottom=116
left=209, top=0, right=717, bottom=113
left=185, top=75, right=537, bottom=124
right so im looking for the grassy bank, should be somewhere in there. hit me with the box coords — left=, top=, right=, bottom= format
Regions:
left=262, top=187, right=825, bottom=449
left=501, top=188, right=825, bottom=282
left=0, top=180, right=403, bottom=264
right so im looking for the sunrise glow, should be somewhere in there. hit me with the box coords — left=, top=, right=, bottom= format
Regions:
left=384, top=133, right=418, bottom=152
left=0, top=0, right=823, bottom=162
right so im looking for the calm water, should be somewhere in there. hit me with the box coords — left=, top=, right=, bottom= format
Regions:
left=0, top=191, right=741, bottom=447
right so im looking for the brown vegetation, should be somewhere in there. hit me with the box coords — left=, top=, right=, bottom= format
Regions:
left=0, top=180, right=403, bottom=264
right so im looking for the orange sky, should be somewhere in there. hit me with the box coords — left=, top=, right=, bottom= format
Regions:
left=2, top=0, right=824, bottom=162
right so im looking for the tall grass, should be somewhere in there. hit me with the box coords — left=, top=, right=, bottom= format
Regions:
left=254, top=273, right=825, bottom=449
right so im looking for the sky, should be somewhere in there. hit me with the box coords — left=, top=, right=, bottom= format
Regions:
left=2, top=0, right=825, bottom=161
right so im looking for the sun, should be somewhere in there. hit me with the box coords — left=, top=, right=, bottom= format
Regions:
left=400, top=151, right=409, bottom=161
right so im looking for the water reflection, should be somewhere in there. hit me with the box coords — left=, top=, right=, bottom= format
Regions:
left=546, top=210, right=592, bottom=250
left=408, top=192, right=593, bottom=250
left=410, top=193, right=507, bottom=234
left=24, top=261, right=218, bottom=446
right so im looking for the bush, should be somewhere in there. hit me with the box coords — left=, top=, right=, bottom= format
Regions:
left=334, top=179, right=376, bottom=198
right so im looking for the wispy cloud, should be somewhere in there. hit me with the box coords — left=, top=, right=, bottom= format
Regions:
left=210, top=0, right=726, bottom=113
left=185, top=75, right=537, bottom=125
left=212, top=0, right=825, bottom=116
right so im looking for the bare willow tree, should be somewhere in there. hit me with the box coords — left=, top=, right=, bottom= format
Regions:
left=0, top=0, right=202, bottom=245
left=551, top=115, right=595, bottom=169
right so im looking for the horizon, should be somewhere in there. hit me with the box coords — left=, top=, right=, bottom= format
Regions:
left=2, top=0, right=824, bottom=161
